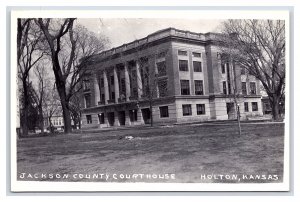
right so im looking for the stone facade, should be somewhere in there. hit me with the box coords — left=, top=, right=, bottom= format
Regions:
left=80, top=28, right=263, bottom=128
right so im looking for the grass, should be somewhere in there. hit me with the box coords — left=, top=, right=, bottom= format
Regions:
left=17, top=122, right=284, bottom=183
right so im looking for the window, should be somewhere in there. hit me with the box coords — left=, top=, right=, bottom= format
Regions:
left=101, top=94, right=105, bottom=103
left=156, top=61, right=167, bottom=76
left=241, top=66, right=246, bottom=75
left=159, top=106, right=169, bottom=118
left=157, top=78, right=168, bottom=97
left=98, top=113, right=105, bottom=124
left=196, top=104, right=205, bottom=115
left=244, top=102, right=249, bottom=112
left=121, top=78, right=126, bottom=95
left=252, top=102, right=258, bottom=111
left=100, top=78, right=104, bottom=87
left=83, top=80, right=91, bottom=91
left=182, top=104, right=192, bottom=116
left=194, top=80, right=204, bottom=95
left=86, top=115, right=92, bottom=124
left=84, top=94, right=91, bottom=108
left=179, top=60, right=189, bottom=71
left=192, top=52, right=201, bottom=58
left=178, top=50, right=188, bottom=56
left=180, top=80, right=190, bottom=95
left=193, top=61, right=202, bottom=72
left=222, top=81, right=227, bottom=95
left=110, top=76, right=114, bottom=85
left=221, top=63, right=226, bottom=74
left=242, top=82, right=247, bottom=95
left=250, top=82, right=256, bottom=95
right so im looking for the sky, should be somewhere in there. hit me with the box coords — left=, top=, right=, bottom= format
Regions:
left=77, top=18, right=223, bottom=48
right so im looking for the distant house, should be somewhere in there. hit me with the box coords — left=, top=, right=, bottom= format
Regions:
left=43, top=103, right=75, bottom=131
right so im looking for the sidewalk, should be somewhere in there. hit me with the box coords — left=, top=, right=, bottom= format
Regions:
left=74, top=117, right=283, bottom=134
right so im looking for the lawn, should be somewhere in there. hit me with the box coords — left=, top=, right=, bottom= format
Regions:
left=16, top=122, right=284, bottom=183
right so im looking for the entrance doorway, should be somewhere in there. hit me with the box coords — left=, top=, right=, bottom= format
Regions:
left=226, top=103, right=236, bottom=119
left=141, top=108, right=151, bottom=124
left=129, top=109, right=137, bottom=123
left=118, top=111, right=126, bottom=126
left=107, top=112, right=115, bottom=126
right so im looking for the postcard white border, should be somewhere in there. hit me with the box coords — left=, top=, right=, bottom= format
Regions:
left=10, top=9, right=290, bottom=192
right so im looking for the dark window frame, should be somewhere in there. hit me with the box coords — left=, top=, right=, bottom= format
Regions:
left=250, top=82, right=257, bottom=95
left=178, top=50, right=188, bottom=56
left=194, top=80, right=204, bottom=95
left=244, top=102, right=249, bottom=112
left=159, top=106, right=169, bottom=118
left=180, top=80, right=190, bottom=95
left=182, top=104, right=192, bottom=116
left=252, top=102, right=258, bottom=111
left=86, top=115, right=92, bottom=124
left=193, top=61, right=202, bottom=72
left=179, top=60, right=189, bottom=71
left=242, top=82, right=247, bottom=95
left=192, top=52, right=201, bottom=58
left=110, top=75, right=114, bottom=85
left=196, top=104, right=206, bottom=115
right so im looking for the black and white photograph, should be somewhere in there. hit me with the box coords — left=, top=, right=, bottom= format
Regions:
left=11, top=10, right=289, bottom=192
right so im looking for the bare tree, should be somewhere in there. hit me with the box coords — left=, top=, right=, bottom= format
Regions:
left=220, top=19, right=285, bottom=120
left=17, top=18, right=44, bottom=136
left=69, top=90, right=82, bottom=129
left=36, top=18, right=109, bottom=133
left=43, top=83, right=60, bottom=133
left=30, top=65, right=47, bottom=134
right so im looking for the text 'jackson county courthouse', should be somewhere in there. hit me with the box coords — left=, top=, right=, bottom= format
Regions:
left=80, top=28, right=263, bottom=129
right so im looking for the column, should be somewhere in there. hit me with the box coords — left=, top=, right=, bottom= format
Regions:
left=136, top=60, right=143, bottom=98
left=125, top=110, right=131, bottom=126
left=104, top=112, right=109, bottom=127
left=93, top=73, right=100, bottom=106
left=137, top=108, right=144, bottom=125
left=113, top=66, right=120, bottom=103
left=124, top=62, right=131, bottom=101
left=103, top=70, right=109, bottom=105
left=114, top=111, right=120, bottom=126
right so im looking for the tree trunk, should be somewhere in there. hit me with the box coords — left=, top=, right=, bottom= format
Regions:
left=52, top=56, right=72, bottom=134
left=79, top=113, right=81, bottom=129
left=21, top=79, right=29, bottom=137
left=38, top=106, right=44, bottom=134
left=270, top=95, right=280, bottom=121
left=60, top=95, right=72, bottom=134
left=48, top=116, right=54, bottom=133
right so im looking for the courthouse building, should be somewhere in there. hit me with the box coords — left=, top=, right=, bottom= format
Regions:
left=80, top=28, right=263, bottom=128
